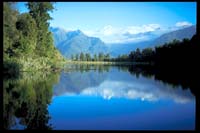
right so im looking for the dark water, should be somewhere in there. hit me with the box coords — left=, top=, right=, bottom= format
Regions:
left=3, top=64, right=196, bottom=130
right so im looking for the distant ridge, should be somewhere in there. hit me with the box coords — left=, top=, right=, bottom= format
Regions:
left=50, top=27, right=109, bottom=58
left=50, top=25, right=196, bottom=58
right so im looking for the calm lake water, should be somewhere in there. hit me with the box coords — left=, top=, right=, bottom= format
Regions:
left=3, top=64, right=196, bottom=130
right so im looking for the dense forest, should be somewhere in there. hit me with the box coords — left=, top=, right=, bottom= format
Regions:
left=114, top=35, right=198, bottom=65
left=3, top=2, right=64, bottom=74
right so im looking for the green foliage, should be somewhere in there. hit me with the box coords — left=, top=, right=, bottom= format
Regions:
left=98, top=52, right=104, bottom=61
left=4, top=59, right=21, bottom=79
left=85, top=53, right=91, bottom=61
left=3, top=72, right=60, bottom=129
left=94, top=54, right=97, bottom=61
left=3, top=2, right=20, bottom=58
left=3, top=2, right=65, bottom=73
left=27, top=2, right=54, bottom=57
left=16, top=13, right=37, bottom=56
left=80, top=52, right=85, bottom=61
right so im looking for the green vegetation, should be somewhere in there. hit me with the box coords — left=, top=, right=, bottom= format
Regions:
left=71, top=52, right=111, bottom=62
left=3, top=2, right=65, bottom=74
left=111, top=36, right=197, bottom=64
left=3, top=71, right=60, bottom=129
left=3, top=2, right=197, bottom=73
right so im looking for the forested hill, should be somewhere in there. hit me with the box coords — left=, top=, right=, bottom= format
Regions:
left=3, top=2, right=64, bottom=73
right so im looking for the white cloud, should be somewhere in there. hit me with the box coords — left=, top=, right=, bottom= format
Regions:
left=82, top=24, right=161, bottom=44
left=100, top=25, right=117, bottom=35
left=126, top=24, right=160, bottom=34
left=175, top=21, right=192, bottom=27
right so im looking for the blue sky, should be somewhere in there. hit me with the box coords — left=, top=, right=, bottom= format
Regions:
left=17, top=2, right=196, bottom=44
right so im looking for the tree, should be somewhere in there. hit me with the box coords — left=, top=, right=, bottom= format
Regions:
left=75, top=54, right=79, bottom=61
left=27, top=2, right=54, bottom=57
left=98, top=52, right=104, bottom=61
left=104, top=53, right=110, bottom=61
left=141, top=48, right=154, bottom=62
left=183, top=38, right=190, bottom=43
left=135, top=48, right=141, bottom=61
left=94, top=54, right=97, bottom=61
left=121, top=54, right=128, bottom=61
left=85, top=53, right=91, bottom=61
left=3, top=2, right=19, bottom=59
left=3, top=2, right=64, bottom=72
left=15, top=13, right=38, bottom=56
left=129, top=51, right=136, bottom=61
left=80, top=52, right=85, bottom=61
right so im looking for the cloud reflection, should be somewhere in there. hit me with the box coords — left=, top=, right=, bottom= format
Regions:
left=81, top=80, right=194, bottom=103
left=53, top=68, right=195, bottom=104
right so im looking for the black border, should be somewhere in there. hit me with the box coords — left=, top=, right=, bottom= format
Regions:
left=1, top=0, right=199, bottom=132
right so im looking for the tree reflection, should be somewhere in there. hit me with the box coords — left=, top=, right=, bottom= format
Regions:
left=4, top=63, right=198, bottom=129
left=126, top=64, right=198, bottom=97
left=3, top=72, right=60, bottom=129
left=67, top=63, right=197, bottom=97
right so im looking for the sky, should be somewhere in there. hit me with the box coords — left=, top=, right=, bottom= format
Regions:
left=17, top=2, right=196, bottom=44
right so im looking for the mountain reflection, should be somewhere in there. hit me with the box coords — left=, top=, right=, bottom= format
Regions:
left=4, top=64, right=196, bottom=130
left=53, top=65, right=195, bottom=103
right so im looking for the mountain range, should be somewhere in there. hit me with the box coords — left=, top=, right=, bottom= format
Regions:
left=149, top=25, right=196, bottom=47
left=109, top=25, right=196, bottom=56
left=50, top=25, right=196, bottom=58
left=50, top=27, right=108, bottom=58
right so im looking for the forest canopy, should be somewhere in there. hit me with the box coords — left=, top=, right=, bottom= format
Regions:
left=3, top=2, right=64, bottom=73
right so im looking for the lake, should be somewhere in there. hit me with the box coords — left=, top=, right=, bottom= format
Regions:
left=3, top=64, right=196, bottom=130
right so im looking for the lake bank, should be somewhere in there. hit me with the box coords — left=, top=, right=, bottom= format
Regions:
left=66, top=60, right=153, bottom=65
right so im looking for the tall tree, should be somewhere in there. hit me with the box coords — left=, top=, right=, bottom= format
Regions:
left=94, top=54, right=97, bottom=61
left=16, top=13, right=37, bottom=57
left=85, top=53, right=91, bottom=61
left=105, top=53, right=110, bottom=61
left=3, top=2, right=19, bottom=59
left=27, top=2, right=54, bottom=57
left=98, top=52, right=104, bottom=61
left=135, top=48, right=141, bottom=61
left=80, top=52, right=85, bottom=61
left=75, top=54, right=79, bottom=61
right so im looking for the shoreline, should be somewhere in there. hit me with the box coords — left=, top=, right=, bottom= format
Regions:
left=65, top=61, right=154, bottom=65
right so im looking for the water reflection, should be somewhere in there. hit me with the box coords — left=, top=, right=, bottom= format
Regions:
left=49, top=64, right=195, bottom=130
left=3, top=64, right=196, bottom=130
left=3, top=72, right=60, bottom=129
left=53, top=65, right=195, bottom=103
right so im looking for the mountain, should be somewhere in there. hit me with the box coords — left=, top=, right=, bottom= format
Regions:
left=109, top=25, right=196, bottom=57
left=108, top=41, right=152, bottom=57
left=149, top=25, right=196, bottom=47
left=53, top=70, right=108, bottom=96
left=50, top=25, right=196, bottom=58
left=50, top=27, right=109, bottom=58
left=49, top=27, right=68, bottom=47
